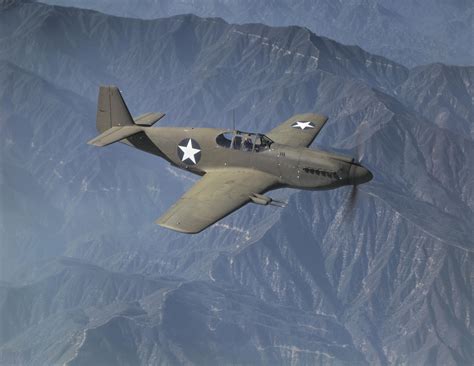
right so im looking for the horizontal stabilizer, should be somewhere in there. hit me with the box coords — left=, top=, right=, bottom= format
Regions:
left=134, top=112, right=165, bottom=126
left=87, top=125, right=142, bottom=147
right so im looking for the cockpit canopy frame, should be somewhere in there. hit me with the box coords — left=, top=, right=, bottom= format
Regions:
left=216, top=131, right=273, bottom=152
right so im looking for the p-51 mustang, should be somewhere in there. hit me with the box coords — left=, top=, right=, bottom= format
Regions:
left=88, top=86, right=372, bottom=233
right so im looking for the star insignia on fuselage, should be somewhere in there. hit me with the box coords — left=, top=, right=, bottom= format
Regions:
left=291, top=121, right=315, bottom=130
left=177, top=138, right=201, bottom=165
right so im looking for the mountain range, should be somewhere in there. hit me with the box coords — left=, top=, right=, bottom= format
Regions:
left=0, top=1, right=473, bottom=365
left=40, top=0, right=474, bottom=67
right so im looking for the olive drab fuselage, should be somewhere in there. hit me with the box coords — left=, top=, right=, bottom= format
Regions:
left=125, top=126, right=363, bottom=190
left=90, top=86, right=373, bottom=233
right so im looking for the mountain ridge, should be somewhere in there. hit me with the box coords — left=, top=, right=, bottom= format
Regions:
left=0, top=2, right=473, bottom=365
left=38, top=0, right=474, bottom=67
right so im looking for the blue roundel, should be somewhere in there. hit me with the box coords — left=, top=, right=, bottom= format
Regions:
left=177, top=138, right=201, bottom=165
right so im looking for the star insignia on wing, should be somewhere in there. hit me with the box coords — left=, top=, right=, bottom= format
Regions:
left=291, top=121, right=315, bottom=130
left=178, top=138, right=201, bottom=164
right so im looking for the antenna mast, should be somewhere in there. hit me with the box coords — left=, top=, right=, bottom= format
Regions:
left=232, top=109, right=236, bottom=131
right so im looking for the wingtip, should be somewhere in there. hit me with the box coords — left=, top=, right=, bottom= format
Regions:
left=155, top=219, right=203, bottom=234
left=87, top=137, right=104, bottom=147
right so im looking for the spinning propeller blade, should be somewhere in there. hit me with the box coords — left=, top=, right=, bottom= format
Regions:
left=343, top=123, right=369, bottom=219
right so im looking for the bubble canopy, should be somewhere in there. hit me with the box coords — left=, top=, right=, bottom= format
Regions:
left=216, top=131, right=274, bottom=152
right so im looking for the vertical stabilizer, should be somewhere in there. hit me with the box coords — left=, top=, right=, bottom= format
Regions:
left=96, top=86, right=134, bottom=133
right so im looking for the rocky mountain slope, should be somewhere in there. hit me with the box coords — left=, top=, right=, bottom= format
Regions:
left=39, top=0, right=474, bottom=67
left=0, top=1, right=473, bottom=365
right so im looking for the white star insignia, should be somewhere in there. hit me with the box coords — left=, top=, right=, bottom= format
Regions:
left=292, top=121, right=315, bottom=130
left=178, top=139, right=201, bottom=164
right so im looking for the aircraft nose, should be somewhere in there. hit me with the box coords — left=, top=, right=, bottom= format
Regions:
left=349, top=164, right=373, bottom=185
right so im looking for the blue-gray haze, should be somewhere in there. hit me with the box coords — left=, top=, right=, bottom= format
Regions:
left=40, top=0, right=474, bottom=67
left=0, top=0, right=473, bottom=365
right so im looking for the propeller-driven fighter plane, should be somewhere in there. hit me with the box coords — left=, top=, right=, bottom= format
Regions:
left=88, top=86, right=373, bottom=233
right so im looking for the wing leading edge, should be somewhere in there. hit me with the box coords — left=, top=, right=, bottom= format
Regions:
left=266, top=113, right=328, bottom=147
left=156, top=169, right=279, bottom=234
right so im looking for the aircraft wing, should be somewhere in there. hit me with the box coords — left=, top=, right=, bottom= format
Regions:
left=266, top=113, right=328, bottom=147
left=156, top=169, right=279, bottom=234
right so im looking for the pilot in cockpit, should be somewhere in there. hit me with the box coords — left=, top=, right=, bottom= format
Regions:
left=243, top=136, right=254, bottom=151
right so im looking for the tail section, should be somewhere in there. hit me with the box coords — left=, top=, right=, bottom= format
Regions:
left=96, top=86, right=134, bottom=133
left=88, top=86, right=140, bottom=147
left=89, top=86, right=166, bottom=147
